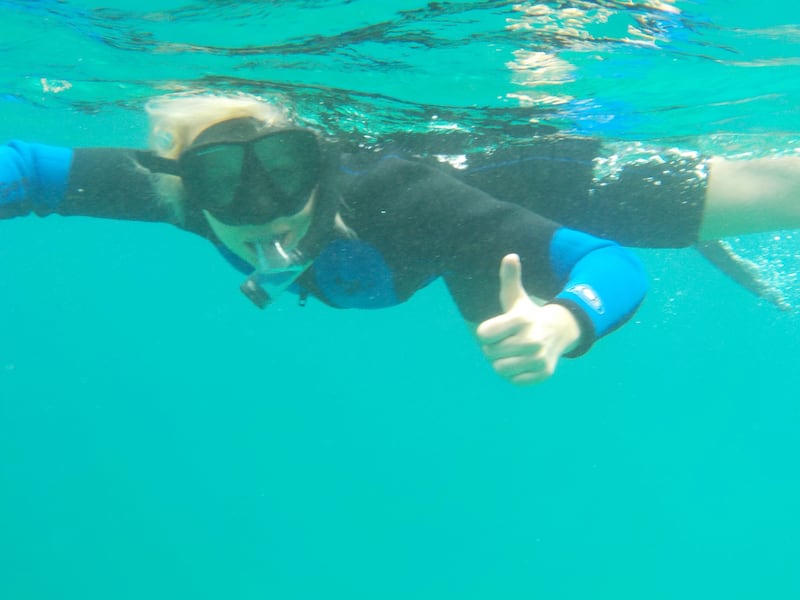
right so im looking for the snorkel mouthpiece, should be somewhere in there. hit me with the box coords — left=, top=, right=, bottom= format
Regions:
left=240, top=239, right=309, bottom=309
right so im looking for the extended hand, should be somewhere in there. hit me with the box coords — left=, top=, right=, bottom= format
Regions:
left=475, top=254, right=581, bottom=386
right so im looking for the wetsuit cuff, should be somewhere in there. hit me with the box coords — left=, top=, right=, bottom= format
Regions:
left=548, top=298, right=596, bottom=358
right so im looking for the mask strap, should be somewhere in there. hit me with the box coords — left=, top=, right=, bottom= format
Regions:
left=135, top=151, right=181, bottom=176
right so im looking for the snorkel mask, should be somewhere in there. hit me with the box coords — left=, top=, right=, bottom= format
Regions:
left=181, top=119, right=322, bottom=226
left=138, top=116, right=339, bottom=308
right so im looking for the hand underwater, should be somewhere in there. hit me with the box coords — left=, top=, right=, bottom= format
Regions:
left=475, top=254, right=582, bottom=386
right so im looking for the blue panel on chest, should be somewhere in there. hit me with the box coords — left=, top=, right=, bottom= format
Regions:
left=312, top=239, right=399, bottom=309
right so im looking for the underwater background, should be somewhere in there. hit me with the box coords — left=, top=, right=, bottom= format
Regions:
left=1, top=1, right=799, bottom=598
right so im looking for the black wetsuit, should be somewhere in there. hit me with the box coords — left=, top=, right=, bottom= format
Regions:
left=0, top=140, right=652, bottom=355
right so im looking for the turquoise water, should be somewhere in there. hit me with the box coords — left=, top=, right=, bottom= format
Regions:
left=1, top=1, right=800, bottom=598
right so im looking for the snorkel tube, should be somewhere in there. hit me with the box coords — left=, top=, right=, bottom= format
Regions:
left=240, top=239, right=310, bottom=309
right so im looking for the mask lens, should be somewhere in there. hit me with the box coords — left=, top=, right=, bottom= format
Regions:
left=182, top=144, right=245, bottom=208
left=252, top=131, right=320, bottom=211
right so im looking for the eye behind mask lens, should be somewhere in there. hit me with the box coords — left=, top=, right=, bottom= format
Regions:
left=252, top=130, right=321, bottom=203
left=181, top=144, right=244, bottom=209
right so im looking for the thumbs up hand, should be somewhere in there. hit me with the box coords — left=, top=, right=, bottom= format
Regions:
left=475, top=254, right=582, bottom=386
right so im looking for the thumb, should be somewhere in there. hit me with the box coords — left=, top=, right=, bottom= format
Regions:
left=499, top=253, right=532, bottom=313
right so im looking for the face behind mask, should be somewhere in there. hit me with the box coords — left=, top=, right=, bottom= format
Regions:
left=138, top=116, right=338, bottom=308
left=184, top=118, right=321, bottom=308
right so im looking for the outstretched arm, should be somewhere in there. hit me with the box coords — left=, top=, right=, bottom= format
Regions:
left=0, top=141, right=193, bottom=229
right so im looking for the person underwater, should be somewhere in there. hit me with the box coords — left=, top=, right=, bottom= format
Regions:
left=1, top=92, right=650, bottom=385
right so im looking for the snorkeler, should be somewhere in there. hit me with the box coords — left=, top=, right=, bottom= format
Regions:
left=0, top=92, right=649, bottom=386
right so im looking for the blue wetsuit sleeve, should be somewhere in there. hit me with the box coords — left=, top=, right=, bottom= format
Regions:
left=548, top=227, right=648, bottom=356
left=0, top=143, right=212, bottom=237
left=0, top=141, right=73, bottom=217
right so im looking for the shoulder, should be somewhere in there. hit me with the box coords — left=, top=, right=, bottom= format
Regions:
left=338, top=152, right=489, bottom=210
left=339, top=153, right=442, bottom=192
